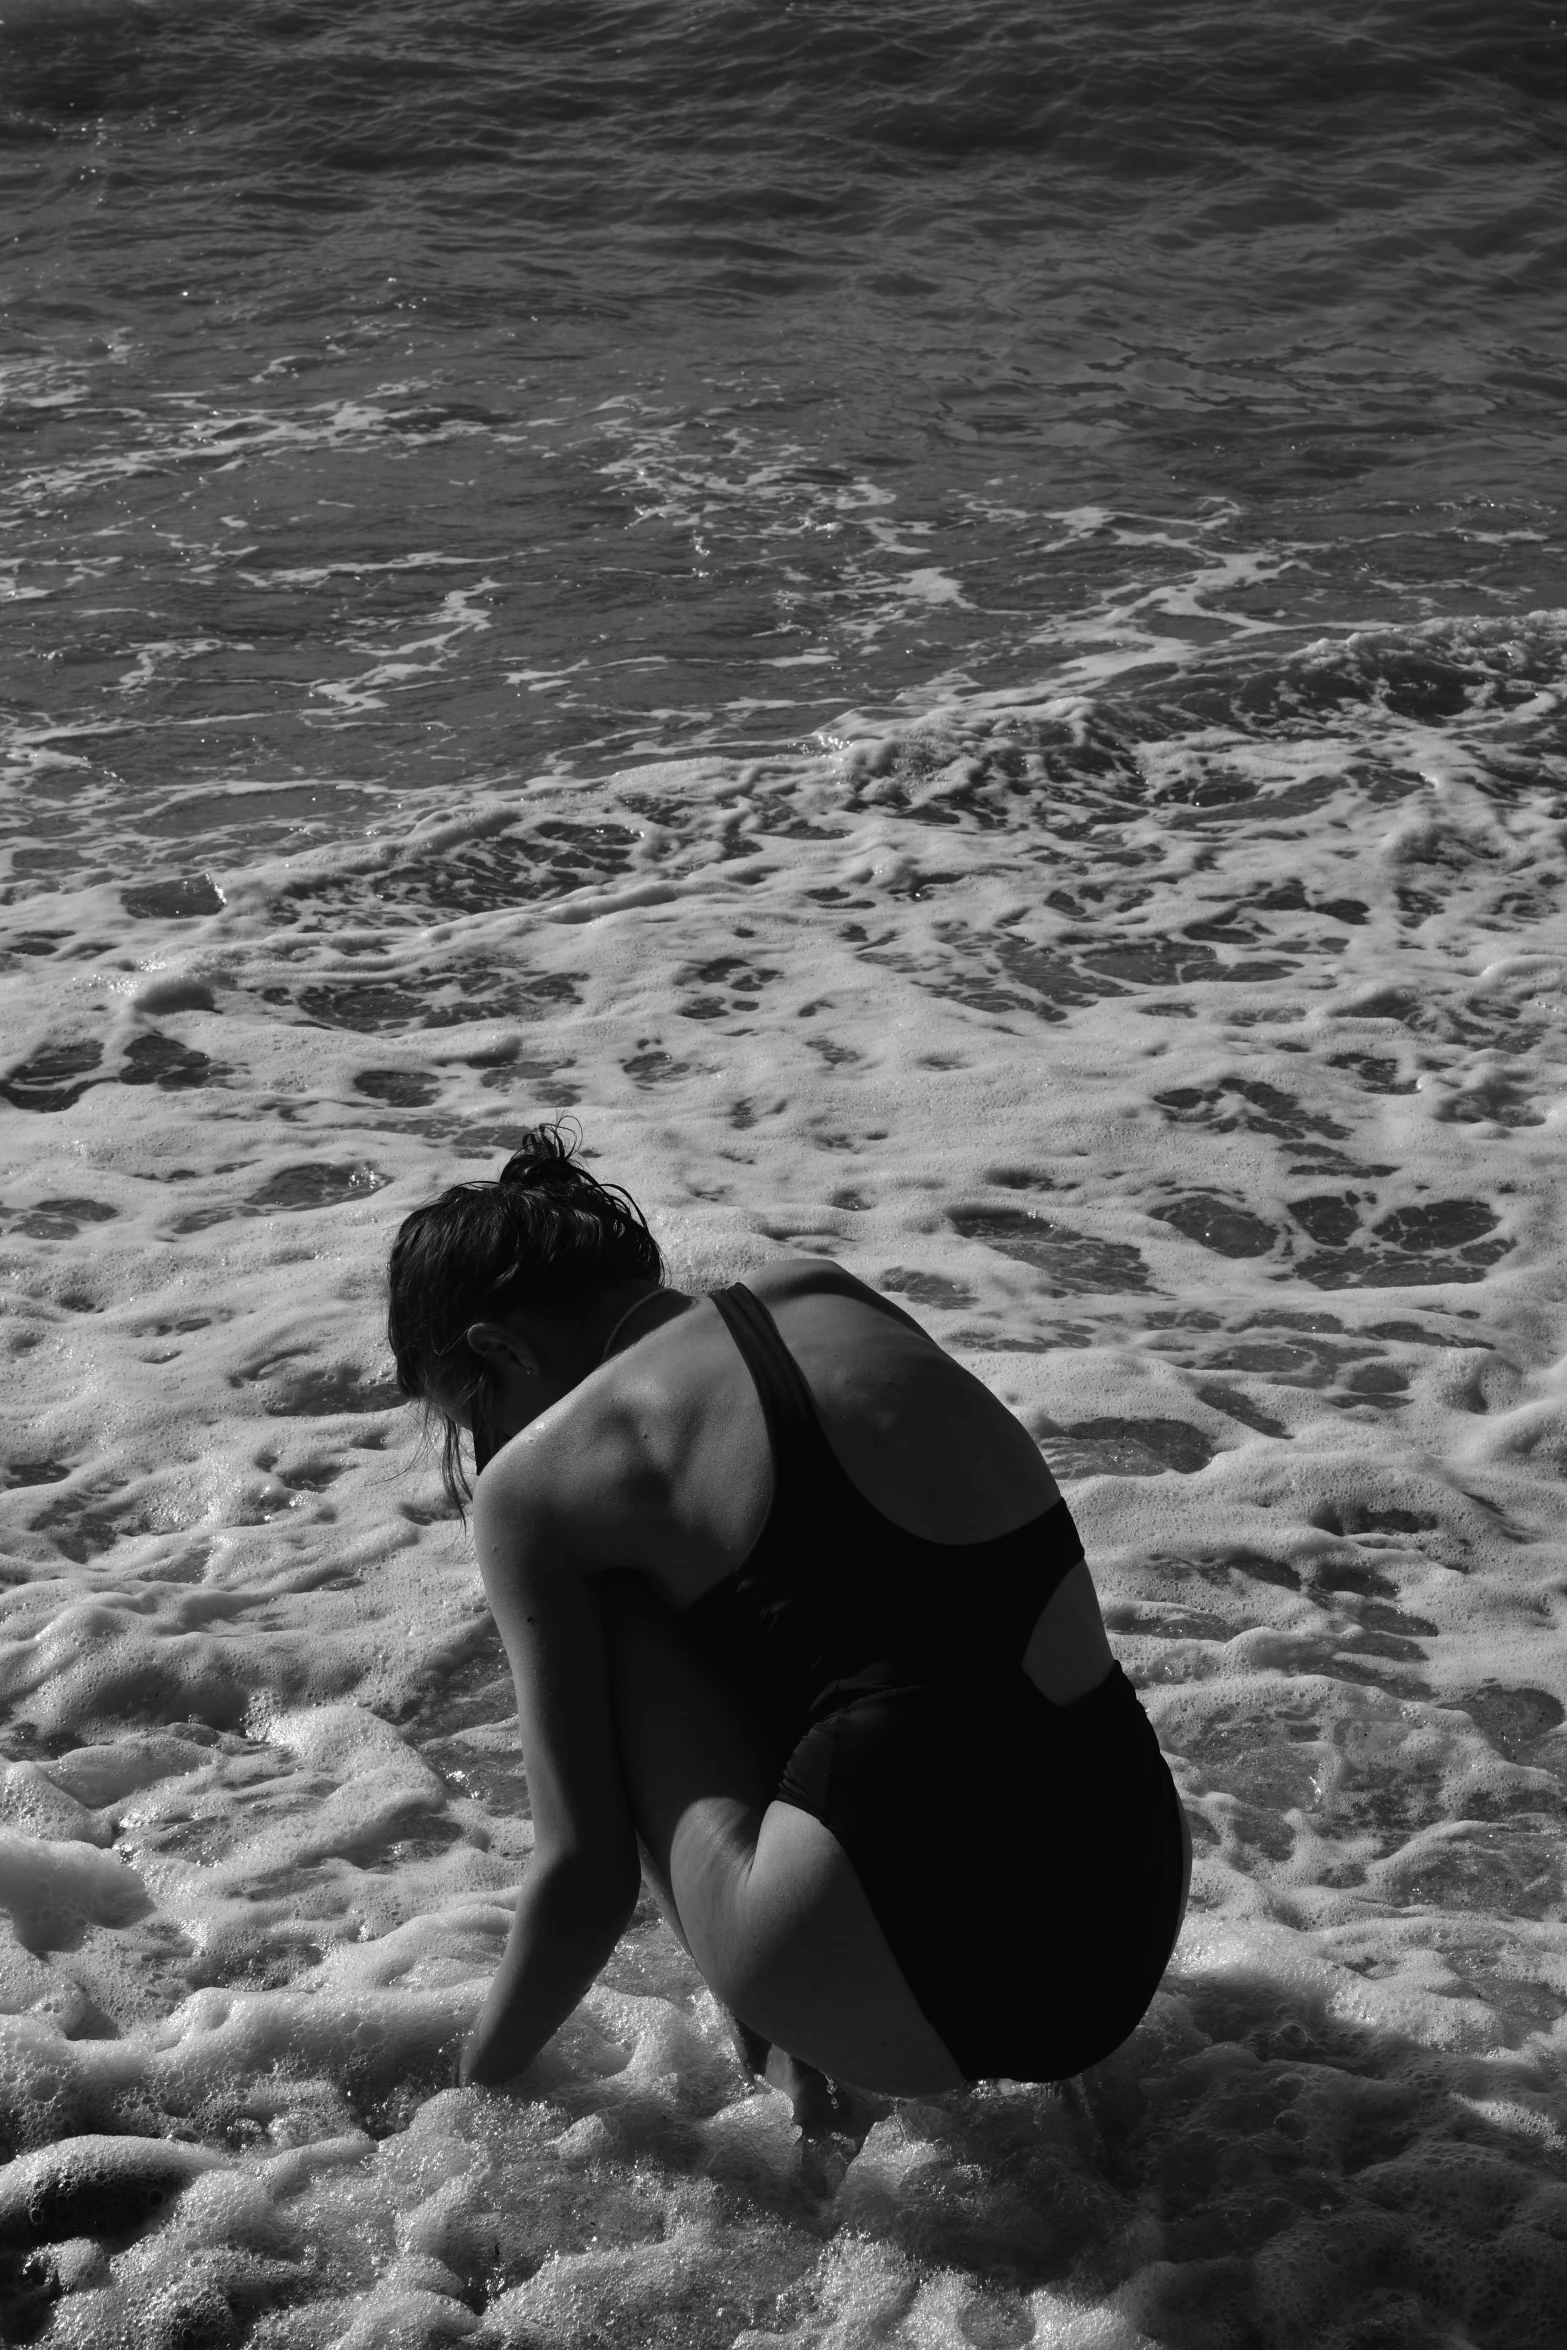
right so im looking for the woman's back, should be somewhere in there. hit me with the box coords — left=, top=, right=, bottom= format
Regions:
left=713, top=1263, right=1059, bottom=1546
left=553, top=1262, right=1113, bottom=1709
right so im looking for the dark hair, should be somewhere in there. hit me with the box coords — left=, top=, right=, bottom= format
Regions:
left=386, top=1123, right=662, bottom=1507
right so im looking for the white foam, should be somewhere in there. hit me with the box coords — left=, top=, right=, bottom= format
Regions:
left=3, top=606, right=1566, bottom=2340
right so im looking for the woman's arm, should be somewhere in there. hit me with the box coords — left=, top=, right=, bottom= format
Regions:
left=459, top=1467, right=642, bottom=2088
left=460, top=1850, right=634, bottom=2086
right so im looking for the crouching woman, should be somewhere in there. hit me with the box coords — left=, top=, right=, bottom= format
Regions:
left=386, top=1129, right=1190, bottom=2110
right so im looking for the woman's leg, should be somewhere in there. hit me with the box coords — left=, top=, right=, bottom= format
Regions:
left=599, top=1572, right=964, bottom=2098
left=632, top=1831, right=839, bottom=2126
left=1171, top=1795, right=1194, bottom=1956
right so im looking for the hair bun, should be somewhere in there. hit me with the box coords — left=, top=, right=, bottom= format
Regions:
left=498, top=1124, right=587, bottom=1191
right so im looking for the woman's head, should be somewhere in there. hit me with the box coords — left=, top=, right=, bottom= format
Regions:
left=387, top=1123, right=662, bottom=1504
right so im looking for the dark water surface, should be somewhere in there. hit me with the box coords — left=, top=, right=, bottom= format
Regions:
left=6, top=0, right=1567, bottom=830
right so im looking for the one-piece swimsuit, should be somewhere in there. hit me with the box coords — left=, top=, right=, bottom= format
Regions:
left=680, top=1282, right=1186, bottom=2082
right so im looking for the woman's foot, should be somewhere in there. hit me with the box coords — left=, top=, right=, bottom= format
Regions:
left=763, top=2043, right=845, bottom=2137
left=724, top=2008, right=878, bottom=2143
left=724, top=2010, right=773, bottom=2082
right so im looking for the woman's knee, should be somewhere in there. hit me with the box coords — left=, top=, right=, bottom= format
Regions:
left=598, top=1565, right=671, bottom=1652
left=596, top=1569, right=701, bottom=1752
left=598, top=1570, right=781, bottom=1796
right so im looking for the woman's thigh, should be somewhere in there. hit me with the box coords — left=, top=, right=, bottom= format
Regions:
left=740, top=1800, right=965, bottom=2094
left=600, top=1572, right=964, bottom=2095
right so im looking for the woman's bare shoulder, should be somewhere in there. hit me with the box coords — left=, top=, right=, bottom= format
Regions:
left=736, top=1257, right=932, bottom=1338
left=474, top=1298, right=759, bottom=1579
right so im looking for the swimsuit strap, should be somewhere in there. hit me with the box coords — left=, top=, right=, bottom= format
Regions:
left=708, top=1283, right=833, bottom=1486
left=709, top=1283, right=1086, bottom=1615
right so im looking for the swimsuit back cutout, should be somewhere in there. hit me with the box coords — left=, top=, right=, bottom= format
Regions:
left=686, top=1284, right=1085, bottom=1744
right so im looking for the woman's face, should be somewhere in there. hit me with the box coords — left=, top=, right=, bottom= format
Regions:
left=436, top=1377, right=517, bottom=1488
left=443, top=1312, right=567, bottom=1481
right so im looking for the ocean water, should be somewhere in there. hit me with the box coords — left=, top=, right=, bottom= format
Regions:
left=3, top=1, right=1567, bottom=2342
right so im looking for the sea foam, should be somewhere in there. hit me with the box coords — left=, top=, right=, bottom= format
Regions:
left=2, top=601, right=1566, bottom=2342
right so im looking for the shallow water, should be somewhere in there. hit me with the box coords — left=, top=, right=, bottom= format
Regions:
left=3, top=4, right=1567, bottom=2345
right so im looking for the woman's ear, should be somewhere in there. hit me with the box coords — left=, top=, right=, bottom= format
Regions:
left=465, top=1320, right=542, bottom=1378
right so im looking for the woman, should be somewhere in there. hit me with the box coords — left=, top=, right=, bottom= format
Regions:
left=387, top=1129, right=1191, bottom=2117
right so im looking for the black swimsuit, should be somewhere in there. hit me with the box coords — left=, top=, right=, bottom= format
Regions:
left=681, top=1283, right=1185, bottom=2083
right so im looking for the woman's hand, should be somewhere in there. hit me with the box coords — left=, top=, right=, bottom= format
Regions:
left=455, top=2023, right=494, bottom=2090
left=456, top=2022, right=517, bottom=2092
left=456, top=1977, right=550, bottom=2090
left=452, top=1850, right=637, bottom=2092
